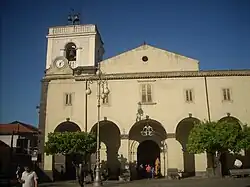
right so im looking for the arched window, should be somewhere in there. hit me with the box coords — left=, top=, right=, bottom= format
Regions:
left=65, top=42, right=77, bottom=61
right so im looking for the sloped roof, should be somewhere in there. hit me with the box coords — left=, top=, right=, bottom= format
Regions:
left=0, top=121, right=38, bottom=134
left=101, top=43, right=199, bottom=63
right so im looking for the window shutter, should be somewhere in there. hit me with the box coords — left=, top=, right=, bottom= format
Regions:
left=226, top=89, right=230, bottom=100
left=141, top=84, right=147, bottom=103
left=147, top=84, right=152, bottom=102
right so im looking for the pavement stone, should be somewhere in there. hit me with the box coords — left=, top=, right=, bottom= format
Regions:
left=39, top=177, right=250, bottom=187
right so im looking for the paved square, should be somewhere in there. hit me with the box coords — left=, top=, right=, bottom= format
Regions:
left=115, top=178, right=250, bottom=187
left=40, top=177, right=250, bottom=187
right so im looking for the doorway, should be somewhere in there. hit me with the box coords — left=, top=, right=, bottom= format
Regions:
left=138, top=140, right=160, bottom=164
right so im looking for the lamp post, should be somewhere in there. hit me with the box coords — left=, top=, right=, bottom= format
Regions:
left=85, top=64, right=110, bottom=187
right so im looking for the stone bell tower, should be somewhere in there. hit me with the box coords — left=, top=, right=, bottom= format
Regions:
left=38, top=13, right=105, bottom=177
left=45, top=13, right=104, bottom=72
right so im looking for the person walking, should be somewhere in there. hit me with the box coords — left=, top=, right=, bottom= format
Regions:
left=18, top=165, right=38, bottom=187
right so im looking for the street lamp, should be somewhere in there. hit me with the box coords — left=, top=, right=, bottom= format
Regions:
left=86, top=64, right=109, bottom=187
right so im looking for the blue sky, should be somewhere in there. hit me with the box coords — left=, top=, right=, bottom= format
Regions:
left=1, top=0, right=250, bottom=126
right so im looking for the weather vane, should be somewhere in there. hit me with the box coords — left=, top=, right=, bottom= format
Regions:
left=67, top=9, right=80, bottom=25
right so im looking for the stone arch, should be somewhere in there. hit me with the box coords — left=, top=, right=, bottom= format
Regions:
left=53, top=120, right=81, bottom=181
left=218, top=115, right=242, bottom=129
left=90, top=120, right=121, bottom=179
left=175, top=116, right=200, bottom=176
left=54, top=121, right=81, bottom=132
left=218, top=115, right=246, bottom=176
left=128, top=118, right=167, bottom=178
left=129, top=118, right=167, bottom=141
left=64, top=42, right=77, bottom=62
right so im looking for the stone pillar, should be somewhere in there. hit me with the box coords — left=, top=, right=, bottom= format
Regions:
left=160, top=147, right=167, bottom=176
left=195, top=153, right=207, bottom=176
left=166, top=138, right=183, bottom=173
left=117, top=137, right=129, bottom=174
left=43, top=154, right=53, bottom=180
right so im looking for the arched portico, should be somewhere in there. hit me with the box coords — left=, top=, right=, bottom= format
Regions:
left=53, top=120, right=81, bottom=181
left=129, top=118, right=167, bottom=178
left=90, top=120, right=121, bottom=179
left=175, top=117, right=200, bottom=177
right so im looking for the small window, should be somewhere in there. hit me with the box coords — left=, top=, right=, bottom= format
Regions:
left=65, top=93, right=72, bottom=106
left=185, top=89, right=194, bottom=103
left=222, top=88, right=231, bottom=101
left=141, top=84, right=153, bottom=103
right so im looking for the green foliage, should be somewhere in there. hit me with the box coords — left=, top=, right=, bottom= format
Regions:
left=44, top=131, right=97, bottom=156
left=238, top=124, right=250, bottom=151
left=187, top=120, right=250, bottom=154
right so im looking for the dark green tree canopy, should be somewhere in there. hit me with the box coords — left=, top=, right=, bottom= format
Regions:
left=187, top=120, right=250, bottom=154
left=44, top=131, right=97, bottom=156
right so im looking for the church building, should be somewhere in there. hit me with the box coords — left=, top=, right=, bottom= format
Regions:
left=38, top=21, right=250, bottom=180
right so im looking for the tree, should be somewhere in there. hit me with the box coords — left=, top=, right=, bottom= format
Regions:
left=45, top=131, right=97, bottom=160
left=45, top=131, right=96, bottom=186
left=187, top=120, right=250, bottom=176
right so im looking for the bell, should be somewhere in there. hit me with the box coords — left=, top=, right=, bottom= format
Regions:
left=69, top=49, right=75, bottom=58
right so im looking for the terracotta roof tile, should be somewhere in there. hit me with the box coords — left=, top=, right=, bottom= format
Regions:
left=0, top=121, right=38, bottom=134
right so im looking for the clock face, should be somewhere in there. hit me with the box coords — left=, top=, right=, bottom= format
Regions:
left=55, top=59, right=65, bottom=68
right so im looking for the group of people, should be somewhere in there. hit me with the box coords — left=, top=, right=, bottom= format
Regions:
left=137, top=163, right=160, bottom=179
left=16, top=165, right=38, bottom=187
left=136, top=157, right=161, bottom=179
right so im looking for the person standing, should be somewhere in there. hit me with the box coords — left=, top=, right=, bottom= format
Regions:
left=18, top=165, right=38, bottom=187
left=151, top=167, right=155, bottom=179
left=145, top=165, right=151, bottom=179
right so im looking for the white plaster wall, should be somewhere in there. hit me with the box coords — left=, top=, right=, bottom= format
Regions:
left=206, top=76, right=250, bottom=124
left=45, top=25, right=102, bottom=69
left=0, top=135, right=18, bottom=147
left=101, top=45, right=199, bottom=73
left=44, top=75, right=250, bottom=172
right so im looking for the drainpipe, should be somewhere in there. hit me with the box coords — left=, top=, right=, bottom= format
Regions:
left=204, top=76, right=211, bottom=122
left=85, top=81, right=88, bottom=132
left=204, top=76, right=214, bottom=171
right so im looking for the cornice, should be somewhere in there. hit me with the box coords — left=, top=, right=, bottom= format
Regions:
left=42, top=69, right=250, bottom=81
left=43, top=74, right=74, bottom=81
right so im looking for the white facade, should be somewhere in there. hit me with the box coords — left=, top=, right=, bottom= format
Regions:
left=39, top=23, right=250, bottom=180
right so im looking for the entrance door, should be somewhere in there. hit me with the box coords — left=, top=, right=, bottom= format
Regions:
left=137, top=140, right=160, bottom=167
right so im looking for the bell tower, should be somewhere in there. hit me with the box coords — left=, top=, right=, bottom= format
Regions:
left=45, top=13, right=104, bottom=72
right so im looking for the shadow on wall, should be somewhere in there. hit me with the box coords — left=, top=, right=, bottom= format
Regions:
left=91, top=120, right=121, bottom=180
